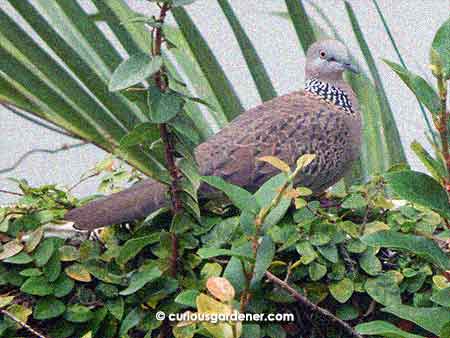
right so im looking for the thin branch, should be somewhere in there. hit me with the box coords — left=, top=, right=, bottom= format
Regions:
left=0, top=308, right=49, bottom=338
left=265, top=271, right=363, bottom=338
left=0, top=142, right=87, bottom=175
left=436, top=74, right=449, bottom=193
left=0, top=189, right=23, bottom=197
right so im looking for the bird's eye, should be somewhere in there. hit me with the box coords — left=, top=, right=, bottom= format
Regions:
left=319, top=51, right=326, bottom=59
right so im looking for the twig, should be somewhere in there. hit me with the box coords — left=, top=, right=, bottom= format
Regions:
left=435, top=74, right=450, bottom=194
left=0, top=189, right=23, bottom=197
left=265, top=271, right=363, bottom=338
left=0, top=308, right=48, bottom=338
left=0, top=142, right=87, bottom=175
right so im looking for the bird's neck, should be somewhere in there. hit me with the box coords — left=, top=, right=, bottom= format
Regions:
left=304, top=78, right=355, bottom=115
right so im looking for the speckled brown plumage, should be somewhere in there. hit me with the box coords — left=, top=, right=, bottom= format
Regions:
left=65, top=40, right=362, bottom=230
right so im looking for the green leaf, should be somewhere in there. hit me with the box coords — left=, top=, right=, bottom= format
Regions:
left=336, top=305, right=359, bottom=321
left=197, top=248, right=253, bottom=262
left=223, top=257, right=247, bottom=295
left=384, top=170, right=450, bottom=219
left=250, top=235, right=275, bottom=289
left=147, top=89, right=184, bottom=123
left=356, top=320, right=426, bottom=338
left=171, top=0, right=197, bottom=7
left=34, top=297, right=66, bottom=320
left=341, top=193, right=367, bottom=209
left=175, top=290, right=200, bottom=307
left=382, top=305, right=450, bottom=336
left=329, top=278, right=354, bottom=303
left=411, top=141, right=447, bottom=183
left=431, top=287, right=450, bottom=307
left=109, top=54, right=162, bottom=91
left=431, top=18, right=450, bottom=79
left=59, top=245, right=80, bottom=262
left=365, top=274, right=401, bottom=306
left=316, top=244, right=338, bottom=263
left=53, top=274, right=75, bottom=298
left=116, top=233, right=160, bottom=265
left=384, top=60, right=441, bottom=115
left=106, top=297, right=124, bottom=321
left=362, top=230, right=450, bottom=270
left=3, top=252, right=33, bottom=264
left=19, top=268, right=42, bottom=277
left=255, top=174, right=292, bottom=231
left=119, top=265, right=162, bottom=296
left=284, top=0, right=316, bottom=53
left=308, top=262, right=327, bottom=281
left=171, top=7, right=244, bottom=121
left=218, top=0, right=276, bottom=101
left=201, top=217, right=239, bottom=248
left=201, top=176, right=259, bottom=214
left=33, top=238, right=55, bottom=267
left=359, top=247, right=382, bottom=276
left=20, top=276, right=53, bottom=296
left=64, top=304, right=93, bottom=323
left=119, top=307, right=141, bottom=337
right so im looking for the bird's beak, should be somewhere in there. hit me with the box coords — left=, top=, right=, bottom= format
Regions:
left=343, top=62, right=359, bottom=74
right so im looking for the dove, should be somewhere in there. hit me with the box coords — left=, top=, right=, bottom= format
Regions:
left=65, top=39, right=361, bottom=230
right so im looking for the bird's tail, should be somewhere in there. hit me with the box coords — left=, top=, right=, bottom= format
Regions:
left=64, top=179, right=168, bottom=230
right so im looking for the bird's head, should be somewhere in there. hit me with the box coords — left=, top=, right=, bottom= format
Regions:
left=305, top=39, right=358, bottom=81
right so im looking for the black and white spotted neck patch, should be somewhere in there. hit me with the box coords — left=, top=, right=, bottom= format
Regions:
left=305, top=78, right=355, bottom=115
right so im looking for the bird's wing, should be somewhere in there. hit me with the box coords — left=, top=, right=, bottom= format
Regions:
left=195, top=90, right=349, bottom=193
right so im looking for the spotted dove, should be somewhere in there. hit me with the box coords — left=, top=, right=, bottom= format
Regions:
left=65, top=40, right=361, bottom=230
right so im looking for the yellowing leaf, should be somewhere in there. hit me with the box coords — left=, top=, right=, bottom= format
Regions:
left=294, top=198, right=307, bottom=209
left=296, top=187, right=313, bottom=196
left=433, top=275, right=450, bottom=289
left=364, top=221, right=390, bottom=235
left=0, top=240, right=23, bottom=260
left=24, top=227, right=44, bottom=253
left=196, top=293, right=232, bottom=315
left=206, top=277, right=235, bottom=302
left=296, top=154, right=315, bottom=169
left=65, top=264, right=92, bottom=282
left=0, top=295, right=15, bottom=308
left=257, top=156, right=291, bottom=173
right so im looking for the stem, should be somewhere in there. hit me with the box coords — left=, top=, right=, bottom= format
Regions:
left=241, top=166, right=304, bottom=311
left=265, top=271, right=363, bottom=338
left=436, top=75, right=449, bottom=191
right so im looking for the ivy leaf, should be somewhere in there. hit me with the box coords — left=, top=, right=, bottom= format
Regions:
left=106, top=297, right=124, bottom=321
left=33, top=239, right=55, bottom=267
left=359, top=247, right=382, bottom=276
left=329, top=278, right=354, bottom=303
left=65, top=264, right=92, bottom=283
left=308, top=262, right=327, bottom=281
left=109, top=54, right=162, bottom=91
left=20, top=276, right=53, bottom=296
left=341, top=193, right=367, bottom=209
left=119, top=266, right=162, bottom=296
left=116, top=234, right=160, bottom=265
left=33, top=297, right=66, bottom=320
left=430, top=287, right=450, bottom=307
left=148, top=88, right=184, bottom=123
left=119, top=308, right=142, bottom=337
left=64, top=305, right=93, bottom=323
left=0, top=240, right=24, bottom=260
left=365, top=274, right=401, bottom=306
left=175, top=290, right=200, bottom=307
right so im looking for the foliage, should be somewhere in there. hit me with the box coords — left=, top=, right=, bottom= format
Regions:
left=1, top=1, right=450, bottom=338
left=1, top=158, right=449, bottom=337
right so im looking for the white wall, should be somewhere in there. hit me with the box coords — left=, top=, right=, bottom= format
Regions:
left=1, top=0, right=448, bottom=203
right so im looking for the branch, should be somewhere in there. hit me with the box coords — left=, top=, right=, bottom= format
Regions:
left=0, top=308, right=49, bottom=338
left=151, top=2, right=181, bottom=282
left=0, top=142, right=87, bottom=175
left=265, top=271, right=363, bottom=338
left=436, top=75, right=450, bottom=193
